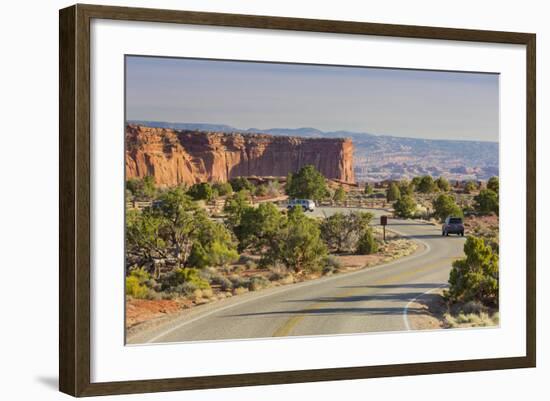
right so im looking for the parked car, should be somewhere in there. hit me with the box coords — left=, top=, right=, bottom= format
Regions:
left=442, top=216, right=465, bottom=236
left=287, top=199, right=316, bottom=212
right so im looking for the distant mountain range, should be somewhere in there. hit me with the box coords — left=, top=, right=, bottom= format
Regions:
left=128, top=120, right=499, bottom=182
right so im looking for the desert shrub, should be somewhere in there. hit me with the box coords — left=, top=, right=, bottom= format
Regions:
left=187, top=182, right=214, bottom=201
left=161, top=268, right=210, bottom=292
left=125, top=268, right=153, bottom=298
left=444, top=312, right=498, bottom=328
left=487, top=176, right=499, bottom=193
left=474, top=189, right=499, bottom=215
left=233, top=287, right=249, bottom=295
left=245, top=260, right=258, bottom=270
left=249, top=276, right=270, bottom=291
left=159, top=291, right=177, bottom=300
left=180, top=282, right=198, bottom=296
left=463, top=181, right=477, bottom=194
left=223, top=190, right=251, bottom=228
left=386, top=182, right=401, bottom=202
left=125, top=276, right=149, bottom=298
left=266, top=180, right=280, bottom=196
left=268, top=271, right=285, bottom=281
left=333, top=186, right=346, bottom=203
left=356, top=228, right=378, bottom=255
left=229, top=177, right=254, bottom=193
left=233, top=265, right=246, bottom=273
left=432, top=193, right=463, bottom=222
left=435, top=176, right=450, bottom=192
left=447, top=236, right=499, bottom=306
left=126, top=176, right=156, bottom=200
left=393, top=195, right=417, bottom=218
left=364, top=183, right=374, bottom=195
left=233, top=202, right=285, bottom=253
left=209, top=273, right=233, bottom=291
left=323, top=256, right=342, bottom=275
left=254, top=184, right=268, bottom=196
left=286, top=165, right=329, bottom=201
left=397, top=180, right=413, bottom=197
left=319, top=211, right=373, bottom=253
left=187, top=242, right=209, bottom=269
left=325, top=255, right=342, bottom=270
left=417, top=175, right=437, bottom=193
left=213, top=182, right=233, bottom=197
left=229, top=275, right=251, bottom=290
left=461, top=300, right=489, bottom=315
left=411, top=176, right=422, bottom=190
left=144, top=290, right=162, bottom=301
left=125, top=209, right=167, bottom=274
left=276, top=207, right=328, bottom=273
left=189, top=213, right=239, bottom=267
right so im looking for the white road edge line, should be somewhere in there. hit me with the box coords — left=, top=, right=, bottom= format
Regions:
left=403, top=284, right=448, bottom=331
left=142, top=221, right=432, bottom=344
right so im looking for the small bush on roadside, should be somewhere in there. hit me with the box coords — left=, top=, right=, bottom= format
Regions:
left=229, top=275, right=251, bottom=290
left=125, top=268, right=152, bottom=298
left=161, top=268, right=211, bottom=292
left=125, top=276, right=149, bottom=298
left=447, top=236, right=499, bottom=306
left=461, top=300, right=488, bottom=315
left=210, top=273, right=233, bottom=291
left=168, top=282, right=198, bottom=296
left=144, top=290, right=162, bottom=301
left=249, top=276, right=270, bottom=291
left=444, top=312, right=498, bottom=328
left=323, top=256, right=342, bottom=276
left=268, top=271, right=285, bottom=281
left=356, top=229, right=378, bottom=255
left=233, top=287, right=249, bottom=295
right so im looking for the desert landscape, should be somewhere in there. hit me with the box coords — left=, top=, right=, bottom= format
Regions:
left=124, top=56, right=499, bottom=344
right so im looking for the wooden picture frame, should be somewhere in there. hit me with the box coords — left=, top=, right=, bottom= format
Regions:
left=59, top=3, right=536, bottom=397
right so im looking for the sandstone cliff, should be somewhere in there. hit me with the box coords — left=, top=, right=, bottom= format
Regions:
left=125, top=125, right=354, bottom=186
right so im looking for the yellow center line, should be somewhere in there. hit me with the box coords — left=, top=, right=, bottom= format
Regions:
left=272, top=257, right=459, bottom=337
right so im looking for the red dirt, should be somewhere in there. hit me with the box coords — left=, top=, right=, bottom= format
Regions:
left=126, top=298, right=190, bottom=328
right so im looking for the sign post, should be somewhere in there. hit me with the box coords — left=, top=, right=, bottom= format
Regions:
left=380, top=215, right=388, bottom=242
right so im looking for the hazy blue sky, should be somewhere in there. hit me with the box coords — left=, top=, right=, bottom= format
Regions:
left=126, top=56, right=499, bottom=142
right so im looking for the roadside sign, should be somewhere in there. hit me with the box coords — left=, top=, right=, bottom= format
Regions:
left=380, top=215, right=388, bottom=242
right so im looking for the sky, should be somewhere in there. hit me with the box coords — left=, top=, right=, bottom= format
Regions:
left=125, top=56, right=499, bottom=142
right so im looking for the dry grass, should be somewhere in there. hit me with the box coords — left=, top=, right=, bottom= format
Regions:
left=444, top=311, right=499, bottom=328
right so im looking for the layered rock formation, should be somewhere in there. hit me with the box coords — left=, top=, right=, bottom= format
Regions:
left=125, top=125, right=354, bottom=186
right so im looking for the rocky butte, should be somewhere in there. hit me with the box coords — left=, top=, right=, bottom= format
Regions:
left=125, top=124, right=355, bottom=186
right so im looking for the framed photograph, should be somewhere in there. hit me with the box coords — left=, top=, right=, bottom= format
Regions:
left=59, top=4, right=536, bottom=397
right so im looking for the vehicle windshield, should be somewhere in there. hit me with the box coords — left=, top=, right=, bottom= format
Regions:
left=449, top=218, right=463, bottom=224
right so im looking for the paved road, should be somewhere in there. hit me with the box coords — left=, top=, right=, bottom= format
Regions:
left=128, top=208, right=466, bottom=344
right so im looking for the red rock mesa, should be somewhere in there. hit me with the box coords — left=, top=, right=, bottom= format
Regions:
left=125, top=124, right=355, bottom=186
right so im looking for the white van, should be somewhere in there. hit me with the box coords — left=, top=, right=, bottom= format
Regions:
left=287, top=199, right=316, bottom=212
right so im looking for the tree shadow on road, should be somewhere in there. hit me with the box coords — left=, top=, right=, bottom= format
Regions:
left=338, top=283, right=443, bottom=290
left=282, top=292, right=426, bottom=304
left=400, top=234, right=464, bottom=240
left=224, top=305, right=428, bottom=318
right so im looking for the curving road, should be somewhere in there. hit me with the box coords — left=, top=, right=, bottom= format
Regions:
left=127, top=208, right=466, bottom=344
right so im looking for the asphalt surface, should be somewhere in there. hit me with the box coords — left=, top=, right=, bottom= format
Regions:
left=128, top=208, right=466, bottom=344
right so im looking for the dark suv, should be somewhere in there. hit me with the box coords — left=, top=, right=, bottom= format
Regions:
left=442, top=216, right=464, bottom=236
